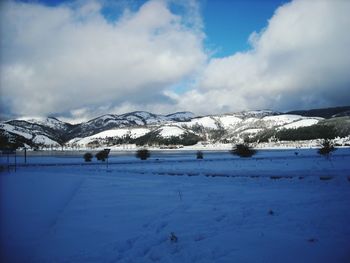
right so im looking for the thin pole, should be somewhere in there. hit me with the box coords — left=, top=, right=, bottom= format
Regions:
left=7, top=153, right=9, bottom=172
left=14, top=151, right=17, bottom=172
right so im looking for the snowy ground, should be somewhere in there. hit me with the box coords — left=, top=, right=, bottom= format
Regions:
left=1, top=149, right=350, bottom=263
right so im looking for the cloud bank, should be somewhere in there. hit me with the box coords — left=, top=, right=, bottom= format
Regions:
left=0, top=0, right=205, bottom=120
left=1, top=0, right=350, bottom=121
left=177, top=0, right=350, bottom=114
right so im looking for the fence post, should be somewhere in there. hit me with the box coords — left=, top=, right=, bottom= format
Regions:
left=24, top=147, right=27, bottom=164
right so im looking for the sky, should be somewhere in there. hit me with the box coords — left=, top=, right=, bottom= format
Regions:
left=1, top=0, right=350, bottom=122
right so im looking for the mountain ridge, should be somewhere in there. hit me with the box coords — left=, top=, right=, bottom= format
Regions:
left=287, top=106, right=350, bottom=119
left=1, top=106, right=350, bottom=149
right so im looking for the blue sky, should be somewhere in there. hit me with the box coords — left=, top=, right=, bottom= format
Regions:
left=1, top=0, right=350, bottom=120
left=203, top=0, right=289, bottom=57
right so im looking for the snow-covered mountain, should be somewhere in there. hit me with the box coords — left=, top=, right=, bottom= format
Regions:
left=1, top=107, right=349, bottom=149
left=65, top=111, right=195, bottom=139
left=1, top=117, right=72, bottom=149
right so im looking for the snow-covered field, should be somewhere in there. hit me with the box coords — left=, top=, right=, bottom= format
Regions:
left=1, top=149, right=350, bottom=263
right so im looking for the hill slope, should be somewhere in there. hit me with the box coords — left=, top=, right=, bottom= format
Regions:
left=1, top=107, right=349, bottom=149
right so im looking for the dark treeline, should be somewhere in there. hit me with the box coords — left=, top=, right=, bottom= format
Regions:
left=251, top=121, right=349, bottom=143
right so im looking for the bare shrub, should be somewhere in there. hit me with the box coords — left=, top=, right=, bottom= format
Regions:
left=230, top=143, right=256, bottom=157
left=318, top=139, right=336, bottom=158
left=136, top=149, right=150, bottom=160
left=196, top=151, right=204, bottom=159
left=83, top=152, right=93, bottom=162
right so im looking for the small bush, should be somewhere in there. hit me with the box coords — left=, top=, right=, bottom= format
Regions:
left=96, top=149, right=110, bottom=161
left=196, top=151, right=204, bottom=159
left=318, top=139, right=336, bottom=157
left=83, top=152, right=93, bottom=162
left=320, top=176, right=332, bottom=181
left=307, top=238, right=318, bottom=243
left=270, top=176, right=282, bottom=180
left=170, top=232, right=178, bottom=243
left=230, top=143, right=256, bottom=158
left=136, top=149, right=150, bottom=160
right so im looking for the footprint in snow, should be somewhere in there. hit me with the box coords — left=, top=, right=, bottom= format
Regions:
left=115, top=237, right=138, bottom=254
left=194, top=233, right=206, bottom=242
left=142, top=247, right=151, bottom=256
left=156, top=221, right=168, bottom=233
left=149, top=251, right=162, bottom=262
left=215, top=214, right=227, bottom=222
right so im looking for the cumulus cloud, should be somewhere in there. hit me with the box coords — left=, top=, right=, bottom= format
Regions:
left=177, top=0, right=350, bottom=114
left=0, top=0, right=206, bottom=119
left=1, top=0, right=350, bottom=120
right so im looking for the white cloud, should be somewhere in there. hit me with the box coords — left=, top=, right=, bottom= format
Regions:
left=1, top=0, right=350, bottom=121
left=0, top=0, right=206, bottom=118
left=177, top=0, right=350, bottom=114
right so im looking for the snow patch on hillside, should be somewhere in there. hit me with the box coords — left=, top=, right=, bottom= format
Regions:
left=240, top=128, right=264, bottom=135
left=158, top=126, right=186, bottom=138
left=128, top=128, right=151, bottom=138
left=32, top=135, right=60, bottom=146
left=262, top=115, right=303, bottom=126
left=0, top=123, right=33, bottom=139
left=70, top=128, right=150, bottom=146
left=280, top=119, right=320, bottom=129
left=17, top=117, right=68, bottom=130
left=215, top=115, right=242, bottom=128
left=183, top=116, right=218, bottom=129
